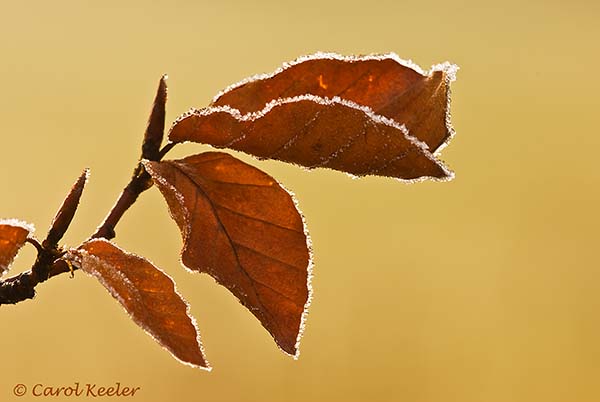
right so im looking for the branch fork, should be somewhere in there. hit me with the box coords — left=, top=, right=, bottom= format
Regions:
left=0, top=76, right=170, bottom=305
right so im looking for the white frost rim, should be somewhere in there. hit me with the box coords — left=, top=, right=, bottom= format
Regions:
left=278, top=182, right=314, bottom=360
left=72, top=239, right=212, bottom=371
left=170, top=94, right=454, bottom=182
left=143, top=157, right=314, bottom=359
left=211, top=51, right=458, bottom=103
left=207, top=51, right=458, bottom=155
left=0, top=218, right=36, bottom=233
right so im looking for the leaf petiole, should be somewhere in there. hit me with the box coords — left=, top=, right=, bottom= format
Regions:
left=25, top=237, right=43, bottom=254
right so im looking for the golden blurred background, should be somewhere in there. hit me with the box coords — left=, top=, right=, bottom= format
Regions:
left=1, top=0, right=599, bottom=401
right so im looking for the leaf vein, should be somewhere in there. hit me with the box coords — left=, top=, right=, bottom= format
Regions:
left=233, top=241, right=305, bottom=272
left=214, top=203, right=302, bottom=234
left=170, top=163, right=283, bottom=336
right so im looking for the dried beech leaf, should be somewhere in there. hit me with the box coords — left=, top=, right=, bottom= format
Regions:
left=212, top=52, right=457, bottom=153
left=169, top=96, right=451, bottom=181
left=44, top=169, right=89, bottom=247
left=0, top=219, right=34, bottom=276
left=73, top=239, right=209, bottom=370
left=143, top=152, right=311, bottom=356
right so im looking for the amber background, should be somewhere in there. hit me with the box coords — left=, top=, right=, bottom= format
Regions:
left=1, top=0, right=598, bottom=401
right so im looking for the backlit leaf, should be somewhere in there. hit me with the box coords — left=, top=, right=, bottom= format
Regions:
left=143, top=152, right=311, bottom=356
left=0, top=219, right=34, bottom=276
left=211, top=52, right=457, bottom=152
left=72, top=239, right=209, bottom=370
left=169, top=96, right=452, bottom=181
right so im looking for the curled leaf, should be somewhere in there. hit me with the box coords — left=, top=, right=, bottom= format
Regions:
left=72, top=239, right=209, bottom=370
left=212, top=52, right=457, bottom=152
left=169, top=96, right=451, bottom=181
left=44, top=169, right=89, bottom=247
left=0, top=219, right=34, bottom=276
left=143, top=152, right=311, bottom=356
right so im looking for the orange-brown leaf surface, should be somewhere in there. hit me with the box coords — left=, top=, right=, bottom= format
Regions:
left=0, top=220, right=33, bottom=276
left=211, top=53, right=457, bottom=152
left=143, top=152, right=311, bottom=356
left=73, top=239, right=209, bottom=370
left=169, top=97, right=451, bottom=180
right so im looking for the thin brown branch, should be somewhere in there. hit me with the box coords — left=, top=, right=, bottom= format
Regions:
left=91, top=164, right=153, bottom=240
left=0, top=248, right=67, bottom=305
left=92, top=76, right=171, bottom=240
left=0, top=271, right=36, bottom=305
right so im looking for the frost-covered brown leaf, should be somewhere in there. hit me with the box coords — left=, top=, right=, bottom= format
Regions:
left=71, top=239, right=209, bottom=370
left=144, top=152, right=311, bottom=356
left=169, top=97, right=451, bottom=180
left=212, top=53, right=455, bottom=152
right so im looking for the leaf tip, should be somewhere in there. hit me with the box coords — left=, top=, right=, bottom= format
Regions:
left=441, top=166, right=456, bottom=181
left=431, top=61, right=459, bottom=83
left=177, top=351, right=212, bottom=371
